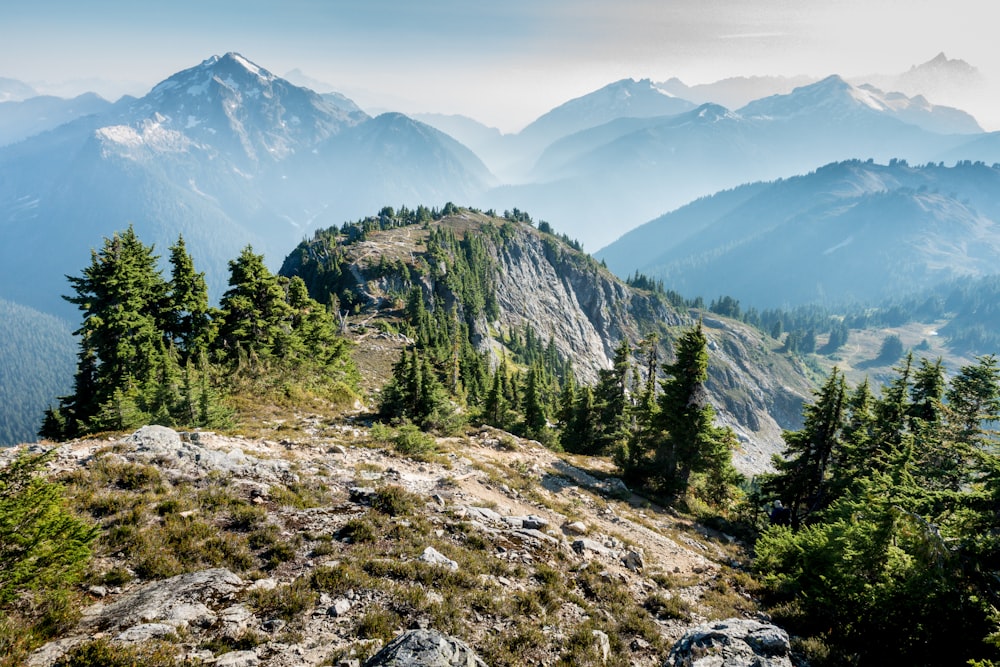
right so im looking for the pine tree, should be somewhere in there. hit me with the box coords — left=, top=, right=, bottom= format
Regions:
left=592, top=340, right=631, bottom=455
left=522, top=363, right=548, bottom=440
left=762, top=368, right=847, bottom=528
left=50, top=226, right=168, bottom=435
left=653, top=323, right=736, bottom=496
left=217, top=246, right=293, bottom=361
left=165, top=235, right=212, bottom=359
left=0, top=451, right=98, bottom=605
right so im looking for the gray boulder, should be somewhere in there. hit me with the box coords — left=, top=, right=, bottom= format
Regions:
left=364, top=629, right=488, bottom=667
left=665, top=618, right=792, bottom=667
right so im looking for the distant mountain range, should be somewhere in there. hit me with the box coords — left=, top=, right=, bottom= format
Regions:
left=598, top=160, right=1000, bottom=308
left=481, top=74, right=991, bottom=251
left=0, top=93, right=112, bottom=146
left=0, top=53, right=494, bottom=318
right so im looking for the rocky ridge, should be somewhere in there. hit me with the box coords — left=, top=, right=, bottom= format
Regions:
left=9, top=423, right=781, bottom=666
left=286, top=211, right=811, bottom=473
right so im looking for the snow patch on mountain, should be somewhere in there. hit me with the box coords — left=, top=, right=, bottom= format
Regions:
left=96, top=119, right=193, bottom=158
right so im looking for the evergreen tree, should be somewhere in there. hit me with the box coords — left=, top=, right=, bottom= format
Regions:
left=46, top=226, right=167, bottom=435
left=592, top=340, right=632, bottom=455
left=164, top=235, right=212, bottom=359
left=217, top=246, right=293, bottom=361
left=762, top=368, right=847, bottom=528
left=653, top=323, right=736, bottom=495
left=521, top=363, right=548, bottom=440
left=0, top=451, right=97, bottom=605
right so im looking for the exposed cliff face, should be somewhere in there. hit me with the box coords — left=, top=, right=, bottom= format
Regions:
left=472, top=221, right=683, bottom=384
left=282, top=211, right=810, bottom=472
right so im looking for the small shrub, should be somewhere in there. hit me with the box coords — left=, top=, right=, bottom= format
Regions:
left=340, top=517, right=378, bottom=543
left=390, top=424, right=437, bottom=459
left=227, top=504, right=268, bottom=531
left=51, top=638, right=183, bottom=667
left=248, top=578, right=317, bottom=622
left=356, top=608, right=401, bottom=641
left=371, top=485, right=416, bottom=517
left=262, top=540, right=298, bottom=570
left=312, top=563, right=366, bottom=595
left=644, top=592, right=692, bottom=621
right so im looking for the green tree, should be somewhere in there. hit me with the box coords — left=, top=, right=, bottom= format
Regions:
left=653, top=323, right=737, bottom=496
left=217, top=246, right=292, bottom=360
left=592, top=340, right=632, bottom=455
left=164, top=235, right=212, bottom=359
left=44, top=227, right=167, bottom=436
left=761, top=368, right=847, bottom=528
left=0, top=451, right=97, bottom=605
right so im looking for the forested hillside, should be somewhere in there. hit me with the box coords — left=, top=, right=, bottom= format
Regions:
left=0, top=299, right=75, bottom=445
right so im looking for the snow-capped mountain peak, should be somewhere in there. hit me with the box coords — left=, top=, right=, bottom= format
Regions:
left=736, top=74, right=981, bottom=133
left=118, top=53, right=369, bottom=166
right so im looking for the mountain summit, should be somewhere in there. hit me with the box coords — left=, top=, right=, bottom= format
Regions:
left=106, top=52, right=367, bottom=167
left=0, top=53, right=495, bottom=320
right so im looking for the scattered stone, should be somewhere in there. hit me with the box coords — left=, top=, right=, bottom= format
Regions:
left=418, top=546, right=459, bottom=571
left=565, top=521, right=588, bottom=535
left=665, top=618, right=793, bottom=667
left=88, top=585, right=108, bottom=598
left=572, top=538, right=612, bottom=557
left=503, top=514, right=549, bottom=530
left=463, top=506, right=503, bottom=523
left=622, top=549, right=645, bottom=572
left=80, top=568, right=243, bottom=632
left=248, top=578, right=278, bottom=591
left=592, top=630, right=611, bottom=664
left=349, top=486, right=378, bottom=504
left=263, top=618, right=286, bottom=633
left=214, top=650, right=260, bottom=667
left=114, top=622, right=176, bottom=643
left=328, top=444, right=348, bottom=455
left=363, top=629, right=488, bottom=667
left=328, top=599, right=352, bottom=617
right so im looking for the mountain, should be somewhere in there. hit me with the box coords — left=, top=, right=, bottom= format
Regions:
left=0, top=76, right=37, bottom=102
left=737, top=74, right=979, bottom=133
left=482, top=76, right=980, bottom=251
left=0, top=92, right=113, bottom=146
left=0, top=298, right=75, bottom=446
left=657, top=75, right=816, bottom=110
left=865, top=52, right=985, bottom=102
left=519, top=78, right=696, bottom=149
left=0, top=52, right=495, bottom=319
left=597, top=160, right=1000, bottom=308
left=281, top=210, right=811, bottom=470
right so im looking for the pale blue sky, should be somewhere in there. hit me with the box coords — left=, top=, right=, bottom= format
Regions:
left=2, top=0, right=995, bottom=131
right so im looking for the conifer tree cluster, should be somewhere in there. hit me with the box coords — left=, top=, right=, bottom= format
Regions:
left=755, top=354, right=1000, bottom=665
left=377, top=224, right=569, bottom=443
left=557, top=325, right=741, bottom=502
left=41, top=227, right=358, bottom=439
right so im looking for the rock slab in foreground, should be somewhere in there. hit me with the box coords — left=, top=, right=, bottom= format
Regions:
left=364, top=629, right=488, bottom=667
left=665, top=618, right=792, bottom=667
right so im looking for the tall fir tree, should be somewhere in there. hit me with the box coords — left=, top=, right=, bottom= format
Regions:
left=217, top=246, right=293, bottom=361
left=165, top=235, right=212, bottom=359
left=44, top=226, right=167, bottom=436
left=761, top=368, right=847, bottom=528
left=653, top=322, right=736, bottom=495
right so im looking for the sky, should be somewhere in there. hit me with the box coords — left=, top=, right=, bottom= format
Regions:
left=2, top=0, right=997, bottom=132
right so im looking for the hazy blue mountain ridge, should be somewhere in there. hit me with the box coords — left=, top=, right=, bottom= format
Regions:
left=597, top=160, right=1000, bottom=308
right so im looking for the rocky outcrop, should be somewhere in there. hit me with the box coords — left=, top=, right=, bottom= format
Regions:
left=284, top=210, right=812, bottom=469
left=363, top=629, right=488, bottom=667
left=665, top=618, right=793, bottom=667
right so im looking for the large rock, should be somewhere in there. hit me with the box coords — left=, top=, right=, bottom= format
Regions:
left=364, top=629, right=488, bottom=667
left=665, top=618, right=792, bottom=667
left=81, top=568, right=244, bottom=632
